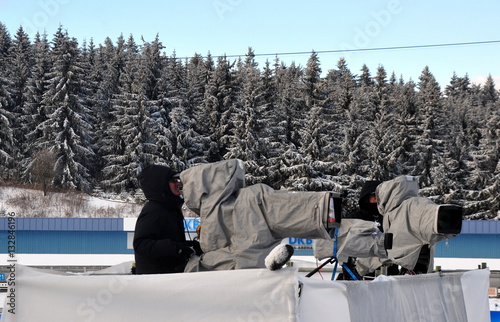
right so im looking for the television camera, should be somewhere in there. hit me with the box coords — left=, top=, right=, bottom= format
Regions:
left=311, top=175, right=463, bottom=278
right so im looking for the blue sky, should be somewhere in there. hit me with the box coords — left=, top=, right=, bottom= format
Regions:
left=2, top=0, right=500, bottom=89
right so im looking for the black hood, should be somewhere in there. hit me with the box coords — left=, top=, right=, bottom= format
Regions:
left=359, top=180, right=382, bottom=213
left=138, top=165, right=183, bottom=207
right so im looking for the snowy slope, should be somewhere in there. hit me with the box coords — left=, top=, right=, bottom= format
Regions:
left=0, top=186, right=142, bottom=218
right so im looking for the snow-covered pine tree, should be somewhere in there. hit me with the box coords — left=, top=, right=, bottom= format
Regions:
left=481, top=99, right=500, bottom=218
left=119, top=34, right=140, bottom=94
left=185, top=54, right=208, bottom=120
left=0, top=23, right=16, bottom=176
left=37, top=26, right=95, bottom=192
left=244, top=58, right=287, bottom=187
left=441, top=73, right=475, bottom=195
left=481, top=74, right=498, bottom=106
left=78, top=38, right=101, bottom=176
left=326, top=58, right=359, bottom=176
left=445, top=74, right=488, bottom=206
left=101, top=35, right=172, bottom=191
left=135, top=36, right=175, bottom=167
left=92, top=36, right=126, bottom=175
left=481, top=76, right=500, bottom=176
left=279, top=52, right=326, bottom=189
left=414, top=66, right=442, bottom=187
left=136, top=35, right=163, bottom=101
left=99, top=34, right=138, bottom=192
left=0, top=76, right=15, bottom=175
left=225, top=47, right=272, bottom=184
left=345, top=64, right=378, bottom=177
left=158, top=51, right=188, bottom=170
left=296, top=51, right=339, bottom=190
left=101, top=93, right=160, bottom=192
left=22, top=32, right=53, bottom=179
left=358, top=64, right=374, bottom=87
left=0, top=23, right=12, bottom=69
left=271, top=58, right=308, bottom=189
left=387, top=76, right=416, bottom=176
left=7, top=27, right=35, bottom=180
left=462, top=77, right=500, bottom=218
left=196, top=55, right=237, bottom=163
left=9, top=27, right=32, bottom=127
left=365, top=65, right=399, bottom=181
left=168, top=102, right=195, bottom=169
left=178, top=53, right=212, bottom=165
left=327, top=58, right=356, bottom=111
left=373, top=65, right=389, bottom=110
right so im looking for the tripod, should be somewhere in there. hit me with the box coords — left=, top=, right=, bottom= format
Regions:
left=305, top=228, right=360, bottom=280
left=305, top=256, right=361, bottom=280
left=305, top=256, right=338, bottom=278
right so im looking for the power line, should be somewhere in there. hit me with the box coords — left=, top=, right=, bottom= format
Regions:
left=185, top=40, right=500, bottom=60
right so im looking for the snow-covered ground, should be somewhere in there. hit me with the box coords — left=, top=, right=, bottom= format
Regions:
left=434, top=257, right=500, bottom=271
left=0, top=185, right=142, bottom=218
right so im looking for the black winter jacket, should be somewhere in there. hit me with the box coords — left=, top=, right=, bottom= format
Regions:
left=133, top=165, right=187, bottom=274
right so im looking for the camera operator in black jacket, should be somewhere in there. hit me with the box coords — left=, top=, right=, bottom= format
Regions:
left=133, top=165, right=200, bottom=274
left=338, top=180, right=399, bottom=279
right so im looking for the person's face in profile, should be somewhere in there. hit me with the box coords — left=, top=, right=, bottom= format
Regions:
left=169, top=177, right=182, bottom=196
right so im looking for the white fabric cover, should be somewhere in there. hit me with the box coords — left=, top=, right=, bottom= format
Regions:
left=461, top=268, right=491, bottom=322
left=345, top=273, right=468, bottom=321
left=298, top=276, right=351, bottom=322
left=180, top=159, right=330, bottom=271
left=1, top=264, right=299, bottom=322
left=1, top=265, right=490, bottom=322
left=298, top=269, right=491, bottom=322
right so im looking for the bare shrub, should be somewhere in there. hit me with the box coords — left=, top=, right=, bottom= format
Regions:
left=5, top=190, right=39, bottom=216
left=54, top=191, right=88, bottom=217
left=28, top=149, right=58, bottom=196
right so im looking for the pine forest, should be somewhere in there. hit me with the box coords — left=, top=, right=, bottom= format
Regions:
left=0, top=24, right=499, bottom=219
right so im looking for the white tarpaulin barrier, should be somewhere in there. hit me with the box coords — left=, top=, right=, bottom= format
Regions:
left=1, top=264, right=490, bottom=322
left=1, top=264, right=298, bottom=322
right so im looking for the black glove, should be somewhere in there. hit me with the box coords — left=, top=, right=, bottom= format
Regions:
left=177, top=244, right=195, bottom=260
left=185, top=240, right=202, bottom=256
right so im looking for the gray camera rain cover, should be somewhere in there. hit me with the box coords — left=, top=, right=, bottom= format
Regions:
left=336, top=219, right=389, bottom=263
left=314, top=219, right=391, bottom=278
left=377, top=175, right=459, bottom=270
left=180, top=159, right=330, bottom=271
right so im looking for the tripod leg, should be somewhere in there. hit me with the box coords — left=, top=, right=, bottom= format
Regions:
left=305, top=257, right=337, bottom=278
